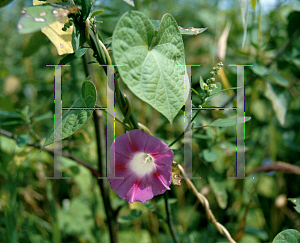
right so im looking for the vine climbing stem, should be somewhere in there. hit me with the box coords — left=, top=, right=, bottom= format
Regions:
left=178, top=164, right=236, bottom=243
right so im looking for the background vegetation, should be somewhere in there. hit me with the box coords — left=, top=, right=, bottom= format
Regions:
left=1, top=0, right=300, bottom=242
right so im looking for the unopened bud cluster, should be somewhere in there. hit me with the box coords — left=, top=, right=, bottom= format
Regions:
left=62, top=19, right=74, bottom=31
left=198, top=62, right=223, bottom=108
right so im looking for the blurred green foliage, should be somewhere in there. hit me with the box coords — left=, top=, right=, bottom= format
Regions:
left=1, top=0, right=300, bottom=242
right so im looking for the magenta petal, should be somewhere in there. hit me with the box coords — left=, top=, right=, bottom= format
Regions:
left=144, top=135, right=170, bottom=155
left=150, top=165, right=172, bottom=195
left=152, top=148, right=174, bottom=166
left=109, top=133, right=134, bottom=158
left=127, top=130, right=150, bottom=153
left=108, top=130, right=174, bottom=203
left=109, top=152, right=132, bottom=177
left=109, top=173, right=154, bottom=203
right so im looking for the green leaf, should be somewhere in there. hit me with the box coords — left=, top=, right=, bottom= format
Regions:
left=208, top=86, right=242, bottom=99
left=113, top=11, right=186, bottom=123
left=203, top=149, right=218, bottom=162
left=32, top=111, right=53, bottom=124
left=74, top=0, right=94, bottom=19
left=178, top=26, right=208, bottom=35
left=207, top=116, right=251, bottom=127
left=144, top=201, right=155, bottom=211
left=118, top=210, right=142, bottom=223
left=69, top=166, right=80, bottom=175
left=265, top=82, right=288, bottom=126
left=288, top=198, right=300, bottom=213
left=0, top=0, right=14, bottom=8
left=199, top=76, right=205, bottom=90
left=17, top=4, right=81, bottom=35
left=150, top=20, right=207, bottom=36
left=268, top=75, right=290, bottom=88
left=72, top=21, right=86, bottom=52
left=122, top=0, right=135, bottom=7
left=43, top=80, right=97, bottom=147
left=250, top=65, right=268, bottom=76
left=0, top=110, right=22, bottom=119
left=16, top=134, right=31, bottom=147
left=272, top=229, right=300, bottom=243
left=208, top=172, right=228, bottom=209
left=90, top=10, right=104, bottom=18
left=59, top=47, right=88, bottom=65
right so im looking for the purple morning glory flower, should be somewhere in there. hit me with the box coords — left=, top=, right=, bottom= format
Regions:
left=108, top=130, right=174, bottom=203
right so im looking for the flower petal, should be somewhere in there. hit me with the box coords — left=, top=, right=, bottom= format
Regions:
left=144, top=135, right=170, bottom=155
left=108, top=129, right=174, bottom=203
left=110, top=132, right=134, bottom=158
left=109, top=173, right=154, bottom=203
left=152, top=148, right=174, bottom=166
left=127, top=129, right=150, bottom=153
left=150, top=164, right=172, bottom=195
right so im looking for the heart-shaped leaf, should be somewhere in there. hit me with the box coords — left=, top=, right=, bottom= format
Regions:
left=113, top=11, right=186, bottom=123
left=122, top=0, right=135, bottom=7
left=272, top=229, right=300, bottom=243
left=150, top=19, right=207, bottom=36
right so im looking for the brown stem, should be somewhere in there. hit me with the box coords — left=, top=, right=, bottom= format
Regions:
left=0, top=129, right=99, bottom=177
left=246, top=161, right=300, bottom=175
left=93, top=111, right=119, bottom=243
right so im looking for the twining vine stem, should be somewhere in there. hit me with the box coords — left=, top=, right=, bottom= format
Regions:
left=178, top=164, right=236, bottom=243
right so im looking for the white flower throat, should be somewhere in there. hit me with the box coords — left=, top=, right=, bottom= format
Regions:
left=130, top=152, right=155, bottom=177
